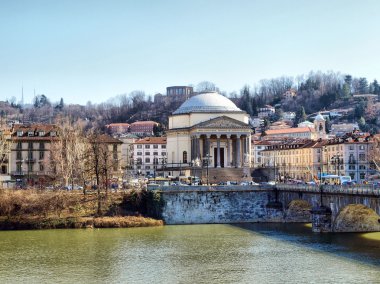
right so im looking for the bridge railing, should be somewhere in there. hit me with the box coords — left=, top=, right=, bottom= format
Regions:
left=276, top=184, right=380, bottom=196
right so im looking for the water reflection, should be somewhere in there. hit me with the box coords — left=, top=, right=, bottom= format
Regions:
left=0, top=225, right=379, bottom=284
left=233, top=223, right=380, bottom=267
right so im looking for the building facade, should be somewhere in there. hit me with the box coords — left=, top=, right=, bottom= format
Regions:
left=166, top=92, right=252, bottom=178
left=9, top=124, right=59, bottom=186
left=129, top=121, right=159, bottom=137
left=132, top=137, right=167, bottom=176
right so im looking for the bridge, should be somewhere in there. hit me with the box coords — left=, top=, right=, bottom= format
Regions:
left=148, top=184, right=380, bottom=233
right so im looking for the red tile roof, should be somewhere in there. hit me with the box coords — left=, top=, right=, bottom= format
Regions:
left=134, top=137, right=166, bottom=144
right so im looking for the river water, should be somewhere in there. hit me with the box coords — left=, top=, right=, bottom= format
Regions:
left=0, top=224, right=379, bottom=284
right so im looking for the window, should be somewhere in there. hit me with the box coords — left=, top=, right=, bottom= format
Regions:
left=145, top=166, right=150, bottom=169
left=153, top=152, right=158, bottom=156
left=359, top=145, right=365, bottom=150
left=28, top=142, right=33, bottom=149
left=145, top=152, right=150, bottom=156
left=349, top=165, right=355, bottom=170
left=17, top=131, right=23, bottom=137
left=137, top=152, right=142, bottom=156
left=28, top=163, right=33, bottom=172
left=136, top=158, right=142, bottom=165
left=113, top=144, right=117, bottom=152
left=145, top=158, right=150, bottom=163
left=39, top=142, right=45, bottom=150
left=161, top=145, right=166, bottom=149
left=145, top=145, right=150, bottom=149
left=28, top=151, right=33, bottom=160
left=153, top=145, right=158, bottom=149
left=17, top=142, right=22, bottom=149
left=349, top=145, right=354, bottom=150
left=359, top=165, right=366, bottom=170
left=16, top=163, right=22, bottom=173
left=39, top=131, right=45, bottom=136
left=360, top=173, right=365, bottom=180
left=16, top=151, right=22, bottom=160
left=359, top=154, right=365, bottom=161
left=50, top=131, right=56, bottom=137
left=183, top=151, right=187, bottom=163
left=162, top=152, right=166, bottom=156
left=39, top=164, right=44, bottom=171
left=153, top=158, right=158, bottom=165
left=137, top=145, right=142, bottom=149
left=39, top=151, right=44, bottom=160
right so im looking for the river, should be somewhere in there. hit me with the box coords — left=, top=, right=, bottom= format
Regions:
left=0, top=224, right=379, bottom=284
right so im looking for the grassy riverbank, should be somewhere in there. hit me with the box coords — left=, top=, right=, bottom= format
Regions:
left=0, top=189, right=163, bottom=230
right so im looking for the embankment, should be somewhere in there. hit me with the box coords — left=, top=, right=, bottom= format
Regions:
left=0, top=189, right=163, bottom=230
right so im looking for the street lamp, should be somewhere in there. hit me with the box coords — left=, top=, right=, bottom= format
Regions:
left=202, top=153, right=211, bottom=185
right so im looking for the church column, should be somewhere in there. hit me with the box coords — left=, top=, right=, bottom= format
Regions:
left=226, top=135, right=231, bottom=168
left=190, top=136, right=194, bottom=161
left=196, top=135, right=201, bottom=159
left=236, top=134, right=241, bottom=168
left=206, top=135, right=211, bottom=156
left=216, top=135, right=221, bottom=168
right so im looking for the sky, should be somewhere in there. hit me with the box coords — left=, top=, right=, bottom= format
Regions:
left=0, top=0, right=379, bottom=105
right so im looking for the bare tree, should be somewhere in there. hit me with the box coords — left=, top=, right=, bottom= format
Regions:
left=0, top=129, right=10, bottom=175
left=371, top=135, right=380, bottom=172
left=50, top=118, right=87, bottom=188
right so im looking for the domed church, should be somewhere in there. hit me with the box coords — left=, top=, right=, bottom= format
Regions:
left=166, top=92, right=252, bottom=182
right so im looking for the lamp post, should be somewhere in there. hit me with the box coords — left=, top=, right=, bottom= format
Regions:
left=203, top=153, right=211, bottom=185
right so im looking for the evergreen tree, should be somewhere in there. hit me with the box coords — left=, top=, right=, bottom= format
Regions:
left=358, top=77, right=369, bottom=94
left=295, top=106, right=307, bottom=124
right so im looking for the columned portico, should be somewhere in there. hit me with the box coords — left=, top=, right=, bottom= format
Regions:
left=166, top=92, right=252, bottom=180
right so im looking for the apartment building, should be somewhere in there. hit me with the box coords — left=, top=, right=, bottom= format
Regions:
left=132, top=137, right=167, bottom=176
left=9, top=124, right=59, bottom=185
left=259, top=132, right=376, bottom=183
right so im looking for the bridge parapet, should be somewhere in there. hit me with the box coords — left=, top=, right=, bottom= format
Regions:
left=276, top=184, right=380, bottom=196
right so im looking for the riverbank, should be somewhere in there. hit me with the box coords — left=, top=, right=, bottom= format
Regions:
left=0, top=189, right=163, bottom=230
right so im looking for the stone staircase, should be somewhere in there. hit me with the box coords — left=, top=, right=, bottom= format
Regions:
left=195, top=167, right=252, bottom=184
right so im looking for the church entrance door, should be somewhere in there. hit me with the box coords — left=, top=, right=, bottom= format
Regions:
left=214, top=148, right=225, bottom=168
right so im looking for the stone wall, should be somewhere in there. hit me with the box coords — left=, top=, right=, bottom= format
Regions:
left=158, top=187, right=283, bottom=224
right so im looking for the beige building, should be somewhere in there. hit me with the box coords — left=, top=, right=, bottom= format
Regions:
left=9, top=124, right=59, bottom=186
left=258, top=132, right=376, bottom=183
left=166, top=92, right=252, bottom=179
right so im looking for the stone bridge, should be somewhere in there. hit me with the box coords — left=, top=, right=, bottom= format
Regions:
left=275, top=184, right=380, bottom=232
left=149, top=184, right=380, bottom=233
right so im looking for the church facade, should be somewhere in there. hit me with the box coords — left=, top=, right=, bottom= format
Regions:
left=166, top=92, right=252, bottom=179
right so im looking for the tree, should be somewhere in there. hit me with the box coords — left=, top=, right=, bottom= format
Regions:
left=358, top=77, right=369, bottom=94
left=371, top=135, right=380, bottom=172
left=50, top=118, right=87, bottom=189
left=295, top=106, right=307, bottom=124
left=196, top=81, right=219, bottom=92
left=0, top=129, right=10, bottom=174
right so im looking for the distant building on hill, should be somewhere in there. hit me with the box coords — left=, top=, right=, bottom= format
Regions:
left=258, top=105, right=275, bottom=118
left=130, top=121, right=159, bottom=137
left=282, top=89, right=297, bottom=100
left=330, top=123, right=359, bottom=137
left=106, top=123, right=130, bottom=134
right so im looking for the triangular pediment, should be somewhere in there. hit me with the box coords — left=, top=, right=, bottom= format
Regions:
left=192, top=116, right=250, bottom=129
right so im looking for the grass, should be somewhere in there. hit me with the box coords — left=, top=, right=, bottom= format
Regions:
left=0, top=188, right=163, bottom=230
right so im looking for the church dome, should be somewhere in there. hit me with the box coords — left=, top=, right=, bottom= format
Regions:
left=173, top=92, right=242, bottom=114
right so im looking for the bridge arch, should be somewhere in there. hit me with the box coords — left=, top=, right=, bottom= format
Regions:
left=333, top=204, right=380, bottom=232
left=284, top=199, right=312, bottom=223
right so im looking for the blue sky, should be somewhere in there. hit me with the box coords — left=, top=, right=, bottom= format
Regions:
left=0, top=0, right=379, bottom=105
